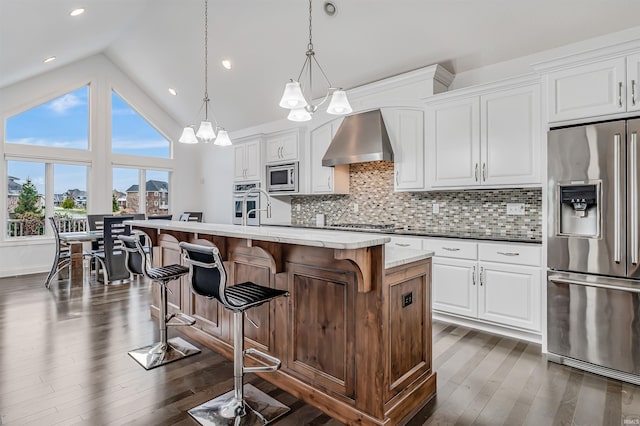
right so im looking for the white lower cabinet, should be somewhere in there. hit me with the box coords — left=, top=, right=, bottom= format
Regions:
left=426, top=239, right=541, bottom=333
left=477, top=261, right=541, bottom=331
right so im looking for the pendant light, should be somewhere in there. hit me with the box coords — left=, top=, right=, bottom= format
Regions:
left=278, top=0, right=351, bottom=122
left=178, top=0, right=231, bottom=146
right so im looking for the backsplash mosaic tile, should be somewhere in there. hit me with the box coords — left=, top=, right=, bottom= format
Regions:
left=291, top=161, right=542, bottom=241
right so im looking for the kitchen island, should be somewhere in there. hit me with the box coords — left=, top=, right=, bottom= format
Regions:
left=127, top=220, right=435, bottom=425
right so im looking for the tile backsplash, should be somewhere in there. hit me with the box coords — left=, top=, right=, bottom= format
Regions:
left=291, top=161, right=542, bottom=241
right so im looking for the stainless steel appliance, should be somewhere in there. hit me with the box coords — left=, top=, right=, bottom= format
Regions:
left=232, top=182, right=260, bottom=226
left=266, top=162, right=298, bottom=193
left=547, top=118, right=640, bottom=384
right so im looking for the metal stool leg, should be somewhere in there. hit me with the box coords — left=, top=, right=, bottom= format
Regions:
left=188, top=311, right=289, bottom=425
left=128, top=280, right=200, bottom=370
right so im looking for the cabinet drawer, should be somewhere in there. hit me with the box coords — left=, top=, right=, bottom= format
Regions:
left=387, top=236, right=423, bottom=250
left=478, top=243, right=541, bottom=266
left=422, top=239, right=477, bottom=260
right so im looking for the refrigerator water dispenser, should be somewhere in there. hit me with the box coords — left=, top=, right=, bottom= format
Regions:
left=558, top=183, right=599, bottom=237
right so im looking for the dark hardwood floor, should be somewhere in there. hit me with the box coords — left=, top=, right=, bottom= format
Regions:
left=1, top=273, right=639, bottom=425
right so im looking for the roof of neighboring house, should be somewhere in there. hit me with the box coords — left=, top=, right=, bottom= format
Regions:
left=8, top=179, right=22, bottom=194
left=126, top=180, right=168, bottom=193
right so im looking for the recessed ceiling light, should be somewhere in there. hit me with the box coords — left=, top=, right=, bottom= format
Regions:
left=43, top=56, right=56, bottom=63
left=69, top=8, right=85, bottom=16
left=168, top=88, right=177, bottom=96
left=221, top=59, right=232, bottom=70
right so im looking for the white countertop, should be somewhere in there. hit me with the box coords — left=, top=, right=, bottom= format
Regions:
left=127, top=220, right=391, bottom=250
left=384, top=246, right=434, bottom=269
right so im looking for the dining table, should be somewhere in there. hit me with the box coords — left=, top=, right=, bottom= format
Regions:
left=57, top=230, right=102, bottom=284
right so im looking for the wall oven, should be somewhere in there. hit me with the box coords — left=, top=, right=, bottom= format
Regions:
left=232, top=182, right=260, bottom=226
left=266, top=162, right=298, bottom=193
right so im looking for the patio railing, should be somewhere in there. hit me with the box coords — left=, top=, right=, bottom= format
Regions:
left=7, top=216, right=88, bottom=237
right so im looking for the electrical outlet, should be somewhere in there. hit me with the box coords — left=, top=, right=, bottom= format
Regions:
left=296, top=204, right=301, bottom=212
left=432, top=203, right=439, bottom=214
left=402, top=292, right=413, bottom=308
left=506, top=203, right=525, bottom=215
left=353, top=203, right=358, bottom=213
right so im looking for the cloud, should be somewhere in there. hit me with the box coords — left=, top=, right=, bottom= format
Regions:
left=112, top=138, right=169, bottom=150
left=112, top=107, right=136, bottom=116
left=47, top=94, right=83, bottom=114
left=6, top=137, right=87, bottom=149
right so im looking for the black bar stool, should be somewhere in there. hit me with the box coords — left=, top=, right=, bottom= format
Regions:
left=118, top=234, right=200, bottom=369
left=180, top=242, right=290, bottom=425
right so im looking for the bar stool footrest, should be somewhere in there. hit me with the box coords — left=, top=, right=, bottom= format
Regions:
left=128, top=336, right=200, bottom=370
left=167, top=312, right=197, bottom=326
left=243, top=348, right=281, bottom=374
left=188, top=383, right=290, bottom=425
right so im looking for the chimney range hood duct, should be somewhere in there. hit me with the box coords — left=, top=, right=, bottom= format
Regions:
left=322, top=109, right=394, bottom=166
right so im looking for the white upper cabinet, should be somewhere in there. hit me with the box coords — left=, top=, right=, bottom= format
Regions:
left=426, top=82, right=540, bottom=189
left=481, top=85, right=540, bottom=185
left=309, top=119, right=349, bottom=194
left=627, top=53, right=640, bottom=113
left=233, top=138, right=261, bottom=182
left=547, top=57, right=627, bottom=122
left=265, top=129, right=301, bottom=164
left=381, top=108, right=425, bottom=191
left=427, top=98, right=480, bottom=188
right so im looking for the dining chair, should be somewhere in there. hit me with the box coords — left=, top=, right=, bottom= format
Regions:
left=94, top=215, right=133, bottom=284
left=45, top=217, right=71, bottom=288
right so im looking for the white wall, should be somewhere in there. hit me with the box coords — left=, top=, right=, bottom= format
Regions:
left=0, top=54, right=200, bottom=277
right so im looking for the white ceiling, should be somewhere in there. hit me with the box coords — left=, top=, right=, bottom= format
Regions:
left=2, top=0, right=640, bottom=132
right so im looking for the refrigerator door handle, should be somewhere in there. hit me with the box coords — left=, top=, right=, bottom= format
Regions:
left=632, top=131, right=638, bottom=265
left=548, top=274, right=640, bottom=294
left=615, top=133, right=622, bottom=264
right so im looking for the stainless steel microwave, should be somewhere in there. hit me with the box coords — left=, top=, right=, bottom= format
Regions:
left=266, top=162, right=298, bottom=193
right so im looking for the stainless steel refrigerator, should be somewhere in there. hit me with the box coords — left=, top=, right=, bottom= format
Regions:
left=547, top=118, right=640, bottom=384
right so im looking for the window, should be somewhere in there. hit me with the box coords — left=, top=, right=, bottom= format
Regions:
left=53, top=164, right=88, bottom=232
left=112, top=168, right=170, bottom=216
left=5, top=86, right=89, bottom=150
left=6, top=161, right=90, bottom=237
left=111, top=91, right=171, bottom=158
left=7, top=161, right=45, bottom=237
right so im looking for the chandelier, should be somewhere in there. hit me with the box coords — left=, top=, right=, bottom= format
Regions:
left=178, top=0, right=231, bottom=145
left=278, top=0, right=352, bottom=122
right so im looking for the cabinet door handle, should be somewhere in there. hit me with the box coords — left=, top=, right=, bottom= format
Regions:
left=482, top=163, right=487, bottom=181
left=279, top=146, right=283, bottom=158
left=497, top=251, right=520, bottom=256
left=480, top=266, right=484, bottom=286
left=395, top=169, right=399, bottom=186
left=474, top=163, right=479, bottom=182
left=633, top=80, right=637, bottom=106
left=327, top=175, right=331, bottom=188
left=472, top=265, right=476, bottom=286
left=619, top=81, right=624, bottom=108
left=395, top=243, right=410, bottom=247
left=442, top=247, right=461, bottom=251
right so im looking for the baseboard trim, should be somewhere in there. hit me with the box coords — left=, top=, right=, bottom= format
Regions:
left=433, top=312, right=542, bottom=344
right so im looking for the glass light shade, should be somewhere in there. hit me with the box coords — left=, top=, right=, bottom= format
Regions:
left=178, top=127, right=198, bottom=144
left=326, top=90, right=352, bottom=115
left=196, top=121, right=216, bottom=142
left=279, top=81, right=308, bottom=109
left=287, top=107, right=312, bottom=122
left=213, top=129, right=232, bottom=146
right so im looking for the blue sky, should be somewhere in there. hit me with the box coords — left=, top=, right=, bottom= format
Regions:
left=5, top=86, right=170, bottom=195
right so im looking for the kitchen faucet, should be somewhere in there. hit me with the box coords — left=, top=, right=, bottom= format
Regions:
left=242, top=187, right=272, bottom=226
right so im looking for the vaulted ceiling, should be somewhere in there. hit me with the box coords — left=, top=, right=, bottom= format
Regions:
left=2, top=0, right=640, bottom=132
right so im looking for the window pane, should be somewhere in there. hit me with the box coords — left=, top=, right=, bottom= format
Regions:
left=112, top=92, right=170, bottom=158
left=5, top=86, right=89, bottom=150
left=145, top=170, right=169, bottom=216
left=54, top=164, right=88, bottom=231
left=7, top=161, right=45, bottom=237
left=113, top=168, right=139, bottom=214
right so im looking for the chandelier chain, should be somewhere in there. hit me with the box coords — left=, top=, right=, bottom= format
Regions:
left=203, top=0, right=209, bottom=119
left=307, top=0, right=313, bottom=50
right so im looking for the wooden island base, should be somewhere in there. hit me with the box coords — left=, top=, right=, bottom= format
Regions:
left=136, top=225, right=435, bottom=425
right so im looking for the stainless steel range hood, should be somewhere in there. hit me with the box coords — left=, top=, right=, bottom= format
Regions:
left=322, top=109, right=393, bottom=166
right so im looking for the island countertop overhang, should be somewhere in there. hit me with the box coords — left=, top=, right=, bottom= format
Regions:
left=125, top=220, right=391, bottom=250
